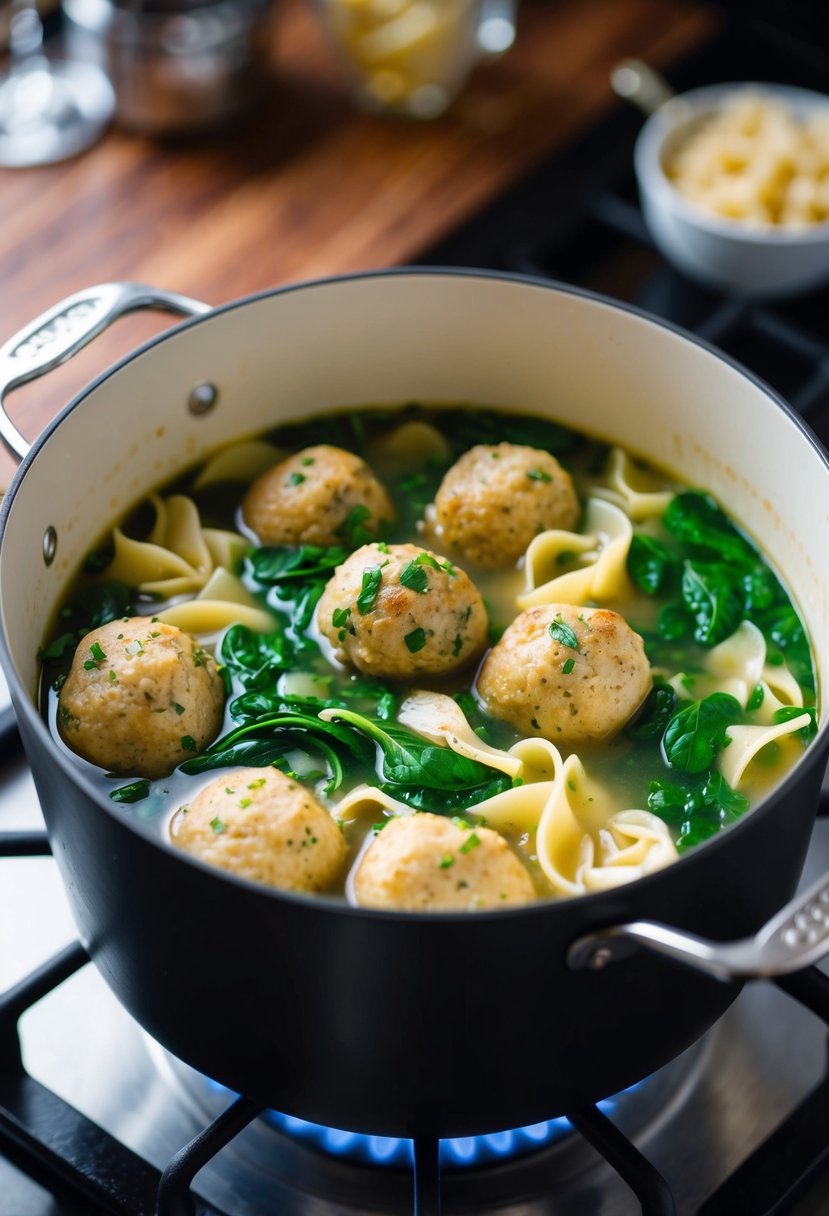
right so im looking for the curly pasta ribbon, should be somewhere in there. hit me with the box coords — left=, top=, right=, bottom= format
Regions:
left=664, top=621, right=805, bottom=723
left=157, top=566, right=276, bottom=635
left=587, top=447, right=675, bottom=521
left=536, top=754, right=677, bottom=896
left=367, top=421, right=450, bottom=473
left=192, top=440, right=284, bottom=490
left=719, top=713, right=812, bottom=789
left=104, top=494, right=248, bottom=600
left=518, top=498, right=633, bottom=610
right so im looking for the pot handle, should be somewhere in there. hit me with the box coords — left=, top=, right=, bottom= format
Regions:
left=567, top=868, right=829, bottom=982
left=0, top=282, right=210, bottom=462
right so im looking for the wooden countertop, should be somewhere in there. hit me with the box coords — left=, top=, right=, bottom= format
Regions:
left=0, top=0, right=715, bottom=486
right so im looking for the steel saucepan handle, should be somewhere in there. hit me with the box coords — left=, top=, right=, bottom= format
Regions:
left=0, top=282, right=211, bottom=463
left=568, top=868, right=829, bottom=982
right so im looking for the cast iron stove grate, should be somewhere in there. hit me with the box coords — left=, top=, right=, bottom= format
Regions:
left=4, top=823, right=829, bottom=1216
left=421, top=10, right=829, bottom=449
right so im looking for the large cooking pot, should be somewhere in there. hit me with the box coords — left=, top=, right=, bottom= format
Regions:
left=1, top=271, right=829, bottom=1140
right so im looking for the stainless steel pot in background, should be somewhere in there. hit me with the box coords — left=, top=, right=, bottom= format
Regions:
left=63, top=0, right=276, bottom=135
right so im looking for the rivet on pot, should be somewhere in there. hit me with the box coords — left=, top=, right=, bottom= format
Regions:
left=588, top=946, right=613, bottom=970
left=42, top=526, right=57, bottom=567
left=188, top=383, right=219, bottom=416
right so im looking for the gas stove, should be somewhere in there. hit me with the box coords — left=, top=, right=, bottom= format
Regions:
left=5, top=8, right=829, bottom=1216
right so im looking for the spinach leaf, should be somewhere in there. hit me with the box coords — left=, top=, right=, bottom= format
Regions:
left=626, top=676, right=677, bottom=741
left=39, top=580, right=134, bottom=668
left=741, top=565, right=781, bottom=613
left=434, top=408, right=574, bottom=456
left=752, top=602, right=814, bottom=692
left=229, top=679, right=398, bottom=724
left=663, top=491, right=757, bottom=564
left=322, top=708, right=505, bottom=792
left=773, top=705, right=818, bottom=743
left=627, top=534, right=679, bottom=596
left=179, top=711, right=373, bottom=791
left=663, top=692, right=741, bottom=773
left=248, top=545, right=347, bottom=585
left=648, top=770, right=749, bottom=851
left=219, top=623, right=296, bottom=688
left=681, top=561, right=743, bottom=646
left=110, top=779, right=151, bottom=804
left=381, top=774, right=513, bottom=814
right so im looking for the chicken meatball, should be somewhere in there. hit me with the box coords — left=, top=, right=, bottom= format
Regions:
left=58, top=617, right=225, bottom=779
left=354, top=813, right=535, bottom=910
left=430, top=443, right=580, bottom=568
left=170, top=767, right=346, bottom=892
left=242, top=444, right=394, bottom=546
left=316, top=542, right=487, bottom=678
left=477, top=603, right=651, bottom=744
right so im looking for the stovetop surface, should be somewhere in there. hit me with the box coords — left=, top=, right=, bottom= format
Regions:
left=6, top=9, right=829, bottom=1216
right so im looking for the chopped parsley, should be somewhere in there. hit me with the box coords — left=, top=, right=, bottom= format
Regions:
left=300, top=457, right=315, bottom=466
left=180, top=735, right=197, bottom=752
left=439, top=854, right=455, bottom=869
left=549, top=615, right=579, bottom=650
left=527, top=469, right=552, bottom=482
left=288, top=472, right=306, bottom=486
left=337, top=504, right=373, bottom=548
left=404, top=627, right=427, bottom=653
left=460, top=832, right=481, bottom=854
left=357, top=566, right=383, bottom=614
left=400, top=560, right=429, bottom=593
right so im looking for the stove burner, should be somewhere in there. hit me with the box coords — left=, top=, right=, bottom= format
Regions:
left=200, top=1075, right=647, bottom=1168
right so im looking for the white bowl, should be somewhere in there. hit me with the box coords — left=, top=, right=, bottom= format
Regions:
left=634, top=82, right=829, bottom=299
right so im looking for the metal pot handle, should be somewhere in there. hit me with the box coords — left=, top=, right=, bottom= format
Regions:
left=0, top=282, right=210, bottom=462
left=567, top=868, right=829, bottom=982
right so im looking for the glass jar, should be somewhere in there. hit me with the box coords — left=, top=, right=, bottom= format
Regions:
left=316, top=0, right=514, bottom=120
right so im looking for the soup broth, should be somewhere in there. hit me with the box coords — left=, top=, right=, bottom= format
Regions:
left=40, top=404, right=818, bottom=909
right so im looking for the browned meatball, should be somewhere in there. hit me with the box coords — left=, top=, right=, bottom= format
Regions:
left=170, top=767, right=346, bottom=892
left=477, top=603, right=652, bottom=744
left=353, top=813, right=535, bottom=910
left=316, top=542, right=488, bottom=678
left=242, top=444, right=394, bottom=546
left=430, top=443, right=579, bottom=568
left=58, top=617, right=225, bottom=779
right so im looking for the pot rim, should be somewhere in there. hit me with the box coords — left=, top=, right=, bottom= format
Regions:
left=2, top=265, right=827, bottom=924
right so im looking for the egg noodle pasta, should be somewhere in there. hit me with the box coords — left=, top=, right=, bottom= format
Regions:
left=587, top=447, right=676, bottom=521
left=518, top=498, right=634, bottom=610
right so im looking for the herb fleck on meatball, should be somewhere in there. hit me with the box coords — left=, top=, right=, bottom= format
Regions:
left=170, top=767, right=346, bottom=892
left=354, top=813, right=535, bottom=910
left=316, top=542, right=487, bottom=678
left=242, top=444, right=394, bottom=546
left=477, top=603, right=651, bottom=743
left=430, top=442, right=579, bottom=568
left=58, top=617, right=225, bottom=779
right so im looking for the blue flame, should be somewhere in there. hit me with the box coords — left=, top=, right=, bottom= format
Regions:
left=204, top=1078, right=644, bottom=1168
